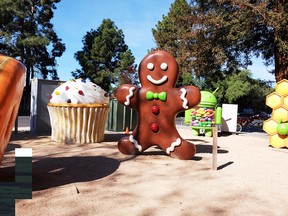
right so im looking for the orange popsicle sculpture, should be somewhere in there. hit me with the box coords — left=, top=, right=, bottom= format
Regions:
left=0, top=55, right=26, bottom=165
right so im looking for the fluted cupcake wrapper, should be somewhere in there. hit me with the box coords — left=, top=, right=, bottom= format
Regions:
left=47, top=106, right=109, bottom=144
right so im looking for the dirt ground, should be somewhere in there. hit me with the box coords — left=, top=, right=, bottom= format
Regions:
left=1, top=126, right=288, bottom=216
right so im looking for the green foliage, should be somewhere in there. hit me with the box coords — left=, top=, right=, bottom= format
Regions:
left=224, top=70, right=253, bottom=103
left=73, top=19, right=136, bottom=92
left=152, top=0, right=284, bottom=111
left=152, top=0, right=196, bottom=86
left=192, top=0, right=287, bottom=81
left=153, top=0, right=288, bottom=83
left=209, top=69, right=274, bottom=111
left=0, top=0, right=65, bottom=84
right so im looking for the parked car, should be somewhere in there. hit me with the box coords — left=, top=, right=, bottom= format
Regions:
left=238, top=112, right=254, bottom=120
left=237, top=112, right=254, bottom=125
left=243, top=108, right=254, bottom=115
left=253, top=111, right=269, bottom=120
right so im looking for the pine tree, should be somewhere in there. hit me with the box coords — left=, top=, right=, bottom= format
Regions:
left=152, top=0, right=196, bottom=86
left=0, top=0, right=65, bottom=114
left=0, top=0, right=66, bottom=85
left=73, top=19, right=136, bottom=92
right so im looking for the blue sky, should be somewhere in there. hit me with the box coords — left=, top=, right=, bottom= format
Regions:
left=52, top=0, right=275, bottom=83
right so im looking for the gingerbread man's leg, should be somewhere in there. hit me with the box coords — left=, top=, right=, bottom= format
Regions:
left=118, top=135, right=142, bottom=155
left=166, top=138, right=196, bottom=160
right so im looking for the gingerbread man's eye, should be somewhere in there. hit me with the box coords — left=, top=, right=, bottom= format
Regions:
left=160, top=62, right=168, bottom=71
left=147, top=63, right=154, bottom=70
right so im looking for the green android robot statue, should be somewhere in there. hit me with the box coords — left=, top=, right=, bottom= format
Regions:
left=185, top=89, right=222, bottom=137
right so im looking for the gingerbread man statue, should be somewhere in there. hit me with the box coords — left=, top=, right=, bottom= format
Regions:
left=116, top=50, right=201, bottom=160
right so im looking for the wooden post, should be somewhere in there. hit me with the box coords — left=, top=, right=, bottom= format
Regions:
left=212, top=126, right=218, bottom=170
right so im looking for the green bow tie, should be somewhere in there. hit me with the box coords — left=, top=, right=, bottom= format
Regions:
left=146, top=91, right=167, bottom=101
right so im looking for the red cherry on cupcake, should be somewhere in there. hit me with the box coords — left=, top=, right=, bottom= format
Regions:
left=152, top=105, right=160, bottom=115
left=150, top=123, right=159, bottom=133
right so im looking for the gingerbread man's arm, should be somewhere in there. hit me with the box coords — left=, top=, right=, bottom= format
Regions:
left=116, top=84, right=139, bottom=110
left=174, top=86, right=201, bottom=112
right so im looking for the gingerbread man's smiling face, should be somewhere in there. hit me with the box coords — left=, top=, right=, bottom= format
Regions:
left=138, top=50, right=179, bottom=88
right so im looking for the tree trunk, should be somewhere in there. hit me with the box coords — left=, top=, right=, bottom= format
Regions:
left=274, top=0, right=288, bottom=82
left=275, top=52, right=288, bottom=82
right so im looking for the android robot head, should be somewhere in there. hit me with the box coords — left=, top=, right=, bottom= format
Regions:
left=199, top=88, right=218, bottom=108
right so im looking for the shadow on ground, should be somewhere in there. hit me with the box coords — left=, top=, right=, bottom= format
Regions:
left=196, top=144, right=229, bottom=154
left=104, top=133, right=126, bottom=142
left=4, top=143, right=21, bottom=153
left=32, top=156, right=120, bottom=191
left=1, top=156, right=120, bottom=191
left=10, top=131, right=50, bottom=144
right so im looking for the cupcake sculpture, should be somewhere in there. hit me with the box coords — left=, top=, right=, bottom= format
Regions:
left=47, top=78, right=109, bottom=144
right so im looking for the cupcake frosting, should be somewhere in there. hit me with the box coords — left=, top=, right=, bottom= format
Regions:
left=49, top=78, right=109, bottom=105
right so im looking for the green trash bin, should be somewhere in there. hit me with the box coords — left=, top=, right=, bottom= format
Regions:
left=106, top=99, right=138, bottom=132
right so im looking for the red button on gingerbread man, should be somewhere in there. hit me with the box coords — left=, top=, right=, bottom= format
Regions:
left=116, top=50, right=201, bottom=160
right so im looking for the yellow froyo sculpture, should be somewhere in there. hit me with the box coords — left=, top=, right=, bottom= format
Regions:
left=264, top=79, right=288, bottom=147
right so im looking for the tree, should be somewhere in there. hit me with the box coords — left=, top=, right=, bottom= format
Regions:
left=0, top=0, right=66, bottom=87
left=210, top=69, right=273, bottom=111
left=152, top=0, right=287, bottom=83
left=189, top=0, right=288, bottom=82
left=152, top=0, right=226, bottom=87
left=73, top=19, right=136, bottom=92
left=0, top=0, right=65, bottom=114
left=152, top=0, right=198, bottom=86
left=117, top=52, right=139, bottom=87
left=219, top=0, right=288, bottom=82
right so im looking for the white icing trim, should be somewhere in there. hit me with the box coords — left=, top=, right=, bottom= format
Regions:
left=160, top=62, right=168, bottom=70
left=124, top=86, right=136, bottom=105
left=180, top=88, right=188, bottom=109
left=129, top=135, right=142, bottom=152
left=147, top=75, right=168, bottom=85
left=166, top=138, right=181, bottom=155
